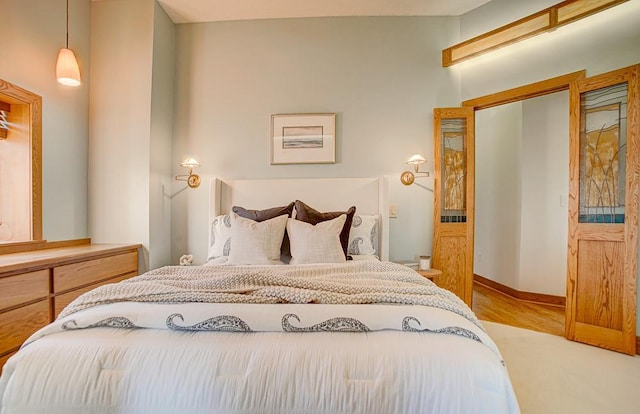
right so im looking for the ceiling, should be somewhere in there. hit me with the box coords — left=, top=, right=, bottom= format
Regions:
left=155, top=0, right=493, bottom=24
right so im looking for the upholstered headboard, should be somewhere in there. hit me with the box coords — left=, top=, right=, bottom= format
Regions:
left=209, top=177, right=390, bottom=260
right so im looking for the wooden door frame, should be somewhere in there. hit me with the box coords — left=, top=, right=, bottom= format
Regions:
left=460, top=68, right=640, bottom=354
left=461, top=70, right=585, bottom=300
left=461, top=70, right=586, bottom=109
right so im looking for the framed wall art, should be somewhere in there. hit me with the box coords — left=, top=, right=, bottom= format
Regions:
left=270, top=113, right=336, bottom=165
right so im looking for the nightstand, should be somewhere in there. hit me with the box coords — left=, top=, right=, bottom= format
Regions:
left=417, top=268, right=442, bottom=282
left=393, top=260, right=419, bottom=270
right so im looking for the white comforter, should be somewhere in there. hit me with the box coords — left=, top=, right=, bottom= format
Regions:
left=0, top=264, right=520, bottom=414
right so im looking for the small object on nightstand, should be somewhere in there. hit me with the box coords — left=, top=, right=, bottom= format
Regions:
left=419, top=255, right=431, bottom=271
left=418, top=268, right=442, bottom=282
left=179, top=254, right=193, bottom=266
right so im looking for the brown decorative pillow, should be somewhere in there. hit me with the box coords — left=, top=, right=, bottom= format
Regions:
left=293, top=200, right=356, bottom=259
left=232, top=203, right=295, bottom=261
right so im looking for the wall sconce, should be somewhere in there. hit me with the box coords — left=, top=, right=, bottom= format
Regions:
left=400, top=154, right=429, bottom=186
left=175, top=157, right=201, bottom=188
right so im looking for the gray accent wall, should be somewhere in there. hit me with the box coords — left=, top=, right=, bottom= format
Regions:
left=170, top=17, right=461, bottom=264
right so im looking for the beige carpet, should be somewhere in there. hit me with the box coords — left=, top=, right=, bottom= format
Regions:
left=483, top=321, right=640, bottom=414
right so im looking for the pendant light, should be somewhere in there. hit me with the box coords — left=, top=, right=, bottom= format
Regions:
left=56, top=0, right=81, bottom=86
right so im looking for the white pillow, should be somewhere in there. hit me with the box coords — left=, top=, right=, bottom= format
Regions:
left=287, top=215, right=347, bottom=265
left=347, top=214, right=378, bottom=256
left=208, top=214, right=232, bottom=261
left=227, top=212, right=288, bottom=265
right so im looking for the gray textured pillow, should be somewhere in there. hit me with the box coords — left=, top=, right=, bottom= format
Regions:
left=287, top=215, right=347, bottom=265
left=233, top=203, right=295, bottom=261
left=293, top=200, right=356, bottom=259
left=227, top=213, right=288, bottom=265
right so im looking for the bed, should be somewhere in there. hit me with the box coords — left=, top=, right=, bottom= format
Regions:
left=0, top=177, right=520, bottom=414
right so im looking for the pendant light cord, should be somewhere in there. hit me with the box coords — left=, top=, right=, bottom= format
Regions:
left=66, top=0, right=69, bottom=48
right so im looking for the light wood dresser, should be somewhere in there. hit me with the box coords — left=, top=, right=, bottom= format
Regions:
left=0, top=243, right=141, bottom=370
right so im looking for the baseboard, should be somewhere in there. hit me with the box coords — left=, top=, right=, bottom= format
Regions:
left=636, top=336, right=640, bottom=355
left=474, top=274, right=566, bottom=307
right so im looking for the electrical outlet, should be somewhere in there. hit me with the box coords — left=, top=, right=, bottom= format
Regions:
left=389, top=204, right=398, bottom=218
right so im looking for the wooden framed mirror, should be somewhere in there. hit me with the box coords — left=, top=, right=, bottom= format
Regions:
left=0, top=79, right=42, bottom=247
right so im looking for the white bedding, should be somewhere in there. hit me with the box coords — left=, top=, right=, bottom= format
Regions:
left=0, top=263, right=520, bottom=414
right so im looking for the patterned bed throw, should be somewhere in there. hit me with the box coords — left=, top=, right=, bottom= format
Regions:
left=59, top=261, right=479, bottom=326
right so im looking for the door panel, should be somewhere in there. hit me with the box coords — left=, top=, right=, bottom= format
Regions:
left=567, top=64, right=639, bottom=354
left=433, top=108, right=475, bottom=305
left=434, top=235, right=466, bottom=296
left=576, top=240, right=624, bottom=330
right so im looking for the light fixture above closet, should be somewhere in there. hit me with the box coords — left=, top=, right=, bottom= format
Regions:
left=442, top=0, right=629, bottom=67
left=56, top=0, right=81, bottom=86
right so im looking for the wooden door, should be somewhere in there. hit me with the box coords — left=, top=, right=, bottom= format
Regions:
left=566, top=64, right=639, bottom=354
left=433, top=108, right=475, bottom=306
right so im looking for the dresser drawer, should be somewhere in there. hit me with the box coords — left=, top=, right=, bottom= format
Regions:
left=0, top=300, right=50, bottom=353
left=53, top=272, right=135, bottom=317
left=0, top=270, right=49, bottom=312
left=53, top=251, right=137, bottom=293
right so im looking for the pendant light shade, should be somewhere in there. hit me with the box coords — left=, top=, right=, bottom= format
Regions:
left=56, top=48, right=81, bottom=86
left=56, top=0, right=81, bottom=86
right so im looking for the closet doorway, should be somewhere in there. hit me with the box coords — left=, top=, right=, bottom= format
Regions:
left=446, top=66, right=640, bottom=354
left=472, top=88, right=569, bottom=335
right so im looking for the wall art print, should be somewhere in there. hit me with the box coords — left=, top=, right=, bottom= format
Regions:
left=271, top=113, right=336, bottom=164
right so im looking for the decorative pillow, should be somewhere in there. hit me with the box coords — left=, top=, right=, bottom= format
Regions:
left=227, top=213, right=288, bottom=265
left=287, top=215, right=347, bottom=265
left=347, top=214, right=379, bottom=256
left=349, top=254, right=380, bottom=261
left=232, top=203, right=294, bottom=222
left=232, top=203, right=295, bottom=261
left=208, top=214, right=232, bottom=261
left=293, top=200, right=356, bottom=259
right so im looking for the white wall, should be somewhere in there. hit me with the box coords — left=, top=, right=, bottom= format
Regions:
left=148, top=2, right=175, bottom=270
left=460, top=0, right=640, bottom=328
left=0, top=0, right=91, bottom=241
left=171, top=17, right=461, bottom=264
left=474, top=102, right=522, bottom=289
left=475, top=93, right=569, bottom=297
left=519, top=92, right=569, bottom=296
left=89, top=0, right=152, bottom=268
left=460, top=0, right=558, bottom=40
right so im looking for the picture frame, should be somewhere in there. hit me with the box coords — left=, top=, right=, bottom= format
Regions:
left=270, top=113, right=336, bottom=165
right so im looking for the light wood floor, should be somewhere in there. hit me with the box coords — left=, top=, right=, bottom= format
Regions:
left=472, top=282, right=565, bottom=337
